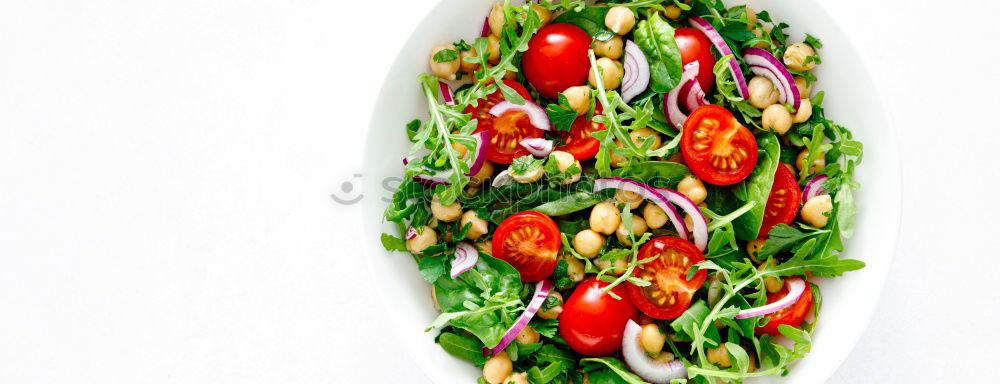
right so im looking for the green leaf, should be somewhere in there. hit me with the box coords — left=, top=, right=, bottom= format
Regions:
left=724, top=342, right=751, bottom=374
left=546, top=93, right=580, bottom=132
left=732, top=133, right=780, bottom=240
left=633, top=13, right=683, bottom=93
left=611, top=161, right=690, bottom=188
left=432, top=48, right=459, bottom=63
left=581, top=358, right=649, bottom=384
left=511, top=155, right=543, bottom=175
left=758, top=224, right=829, bottom=257
left=437, top=332, right=486, bottom=365
left=551, top=6, right=616, bottom=41
left=430, top=254, right=524, bottom=347
left=418, top=256, right=447, bottom=283
left=533, top=191, right=603, bottom=216
left=380, top=232, right=407, bottom=252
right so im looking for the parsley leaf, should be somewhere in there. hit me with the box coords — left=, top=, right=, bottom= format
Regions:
left=432, top=48, right=458, bottom=63
left=546, top=93, right=579, bottom=132
left=511, top=155, right=543, bottom=175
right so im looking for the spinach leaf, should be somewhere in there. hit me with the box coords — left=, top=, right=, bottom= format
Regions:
left=430, top=254, right=523, bottom=347
left=551, top=6, right=616, bottom=41
left=732, top=133, right=780, bottom=240
left=437, top=332, right=486, bottom=365
left=533, top=191, right=605, bottom=216
left=612, top=161, right=690, bottom=188
left=633, top=13, right=683, bottom=93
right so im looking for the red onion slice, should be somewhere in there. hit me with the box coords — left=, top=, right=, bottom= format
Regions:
left=664, top=62, right=700, bottom=129
left=450, top=242, right=479, bottom=278
left=439, top=81, right=455, bottom=106
left=622, top=40, right=650, bottom=103
left=657, top=188, right=708, bottom=252
left=405, top=227, right=418, bottom=240
left=743, top=48, right=801, bottom=112
left=688, top=16, right=749, bottom=99
left=480, top=17, right=490, bottom=37
left=489, top=100, right=551, bottom=131
left=520, top=137, right=554, bottom=158
left=411, top=130, right=490, bottom=186
left=593, top=178, right=688, bottom=240
left=622, top=320, right=687, bottom=383
left=802, top=175, right=829, bottom=203
left=679, top=78, right=708, bottom=113
left=735, top=277, right=806, bottom=319
left=488, top=280, right=552, bottom=356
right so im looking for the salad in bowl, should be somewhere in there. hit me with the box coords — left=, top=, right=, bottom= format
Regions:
left=379, top=1, right=865, bottom=383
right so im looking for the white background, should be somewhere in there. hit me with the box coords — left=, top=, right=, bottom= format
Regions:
left=1, top=0, right=997, bottom=383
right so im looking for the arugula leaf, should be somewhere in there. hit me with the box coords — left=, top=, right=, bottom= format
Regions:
left=581, top=358, right=649, bottom=384
left=418, top=256, right=447, bottom=283
left=380, top=233, right=407, bottom=252
left=633, top=13, right=684, bottom=93
left=732, top=133, right=780, bottom=240
left=758, top=224, right=830, bottom=257
left=437, top=332, right=486, bottom=365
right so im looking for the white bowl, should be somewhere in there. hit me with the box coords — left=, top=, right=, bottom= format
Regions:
left=362, top=1, right=901, bottom=382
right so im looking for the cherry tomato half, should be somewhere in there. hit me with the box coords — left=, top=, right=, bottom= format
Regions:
left=756, top=280, right=814, bottom=336
left=491, top=211, right=561, bottom=282
left=680, top=105, right=759, bottom=186
left=675, top=27, right=717, bottom=92
left=554, top=104, right=605, bottom=161
left=466, top=81, right=543, bottom=164
left=626, top=237, right=708, bottom=320
left=559, top=277, right=638, bottom=356
left=759, top=164, right=802, bottom=238
left=522, top=24, right=592, bottom=98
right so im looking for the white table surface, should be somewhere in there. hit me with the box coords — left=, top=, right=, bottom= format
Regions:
left=1, top=0, right=997, bottom=382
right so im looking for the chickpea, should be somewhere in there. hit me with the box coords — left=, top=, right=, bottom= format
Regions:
left=488, top=2, right=505, bottom=37
left=796, top=149, right=826, bottom=174
left=764, top=276, right=784, bottom=293
left=431, top=195, right=462, bottom=222
left=590, top=201, right=622, bottom=235
left=483, top=351, right=513, bottom=384
left=562, top=85, right=592, bottom=116
left=406, top=226, right=437, bottom=255
left=573, top=229, right=605, bottom=259
left=745, top=6, right=758, bottom=28
left=677, top=175, right=707, bottom=205
left=531, top=5, right=552, bottom=27
left=461, top=210, right=490, bottom=240
left=707, top=346, right=732, bottom=368
left=747, top=76, right=779, bottom=109
left=429, top=44, right=460, bottom=80
left=762, top=104, right=793, bottom=135
left=460, top=48, right=481, bottom=74
left=550, top=150, right=582, bottom=184
left=652, top=352, right=676, bottom=364
left=605, top=6, right=636, bottom=35
left=537, top=291, right=564, bottom=319
left=639, top=324, right=666, bottom=354
left=516, top=325, right=540, bottom=345
left=487, top=34, right=501, bottom=65
left=784, top=43, right=818, bottom=72
left=793, top=98, right=813, bottom=123
left=503, top=372, right=529, bottom=384
left=475, top=240, right=492, bottom=254
left=615, top=189, right=644, bottom=210
left=589, top=57, right=623, bottom=90
left=629, top=127, right=662, bottom=151
left=751, top=28, right=769, bottom=49
left=643, top=203, right=668, bottom=229
left=469, top=161, right=494, bottom=187
left=746, top=238, right=766, bottom=263
left=594, top=254, right=628, bottom=275
left=610, top=140, right=627, bottom=168
left=593, top=36, right=624, bottom=60
left=616, top=215, right=648, bottom=246
left=512, top=165, right=544, bottom=184
left=802, top=194, right=833, bottom=228
left=663, top=5, right=682, bottom=20
left=503, top=68, right=518, bottom=80
left=794, top=76, right=812, bottom=98
left=564, top=255, right=585, bottom=282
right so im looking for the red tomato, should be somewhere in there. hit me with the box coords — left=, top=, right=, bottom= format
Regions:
left=559, top=277, right=638, bottom=356
left=759, top=164, right=802, bottom=237
left=675, top=27, right=717, bottom=92
left=756, top=281, right=814, bottom=336
left=466, top=81, right=543, bottom=164
left=554, top=104, right=605, bottom=160
left=522, top=24, right=592, bottom=98
left=680, top=105, right=758, bottom=186
left=626, top=237, right=708, bottom=320
left=491, top=211, right=561, bottom=282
